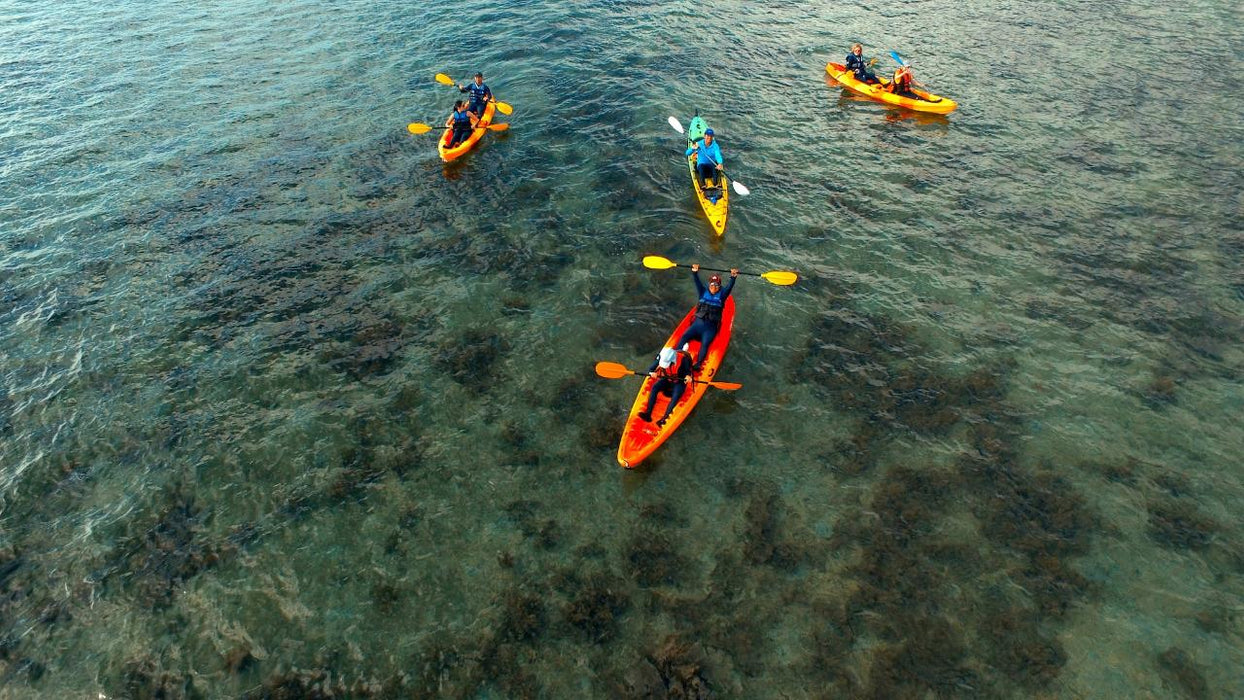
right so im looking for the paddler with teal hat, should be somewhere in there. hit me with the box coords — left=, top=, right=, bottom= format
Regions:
left=686, top=127, right=724, bottom=200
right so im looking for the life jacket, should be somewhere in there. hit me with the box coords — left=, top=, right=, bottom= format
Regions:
left=466, top=82, right=490, bottom=103
left=694, top=285, right=727, bottom=323
left=657, top=351, right=691, bottom=380
left=893, top=67, right=914, bottom=92
left=846, top=53, right=867, bottom=76
left=452, top=109, right=472, bottom=127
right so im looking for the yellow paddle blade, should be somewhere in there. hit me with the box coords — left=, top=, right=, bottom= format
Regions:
left=594, top=361, right=636, bottom=379
left=407, top=122, right=433, bottom=135
left=493, top=101, right=513, bottom=115
left=435, top=73, right=454, bottom=85
left=760, top=270, right=799, bottom=286
left=706, top=381, right=742, bottom=391
left=642, top=255, right=678, bottom=270
left=488, top=123, right=510, bottom=132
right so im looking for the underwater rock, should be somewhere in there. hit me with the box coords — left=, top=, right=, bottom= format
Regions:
left=563, top=575, right=630, bottom=643
left=1156, top=647, right=1208, bottom=700
left=626, top=529, right=688, bottom=588
left=865, top=616, right=976, bottom=698
left=618, top=659, right=665, bottom=698
left=980, top=606, right=1067, bottom=687
left=1142, top=375, right=1178, bottom=408
left=1148, top=500, right=1218, bottom=551
left=223, top=644, right=256, bottom=674
left=652, top=636, right=714, bottom=700
left=121, top=657, right=195, bottom=700
left=434, top=328, right=511, bottom=393
left=498, top=590, right=547, bottom=643
left=113, top=487, right=232, bottom=608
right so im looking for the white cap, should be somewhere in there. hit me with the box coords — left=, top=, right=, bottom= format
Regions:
left=658, top=347, right=677, bottom=368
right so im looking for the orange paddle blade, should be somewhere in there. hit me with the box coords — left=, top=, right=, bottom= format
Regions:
left=594, top=361, right=637, bottom=379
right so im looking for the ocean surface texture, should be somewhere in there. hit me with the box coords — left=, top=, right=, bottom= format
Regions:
left=2, top=0, right=1241, bottom=697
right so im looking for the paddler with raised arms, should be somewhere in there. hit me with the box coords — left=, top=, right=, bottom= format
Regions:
left=674, top=264, right=738, bottom=372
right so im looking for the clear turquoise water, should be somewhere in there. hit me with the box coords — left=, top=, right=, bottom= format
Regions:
left=1, top=0, right=1241, bottom=697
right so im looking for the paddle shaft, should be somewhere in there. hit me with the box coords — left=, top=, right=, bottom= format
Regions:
left=674, top=263, right=758, bottom=280
left=614, top=367, right=734, bottom=389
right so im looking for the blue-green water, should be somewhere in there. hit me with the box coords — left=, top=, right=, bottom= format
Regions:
left=2, top=0, right=1241, bottom=696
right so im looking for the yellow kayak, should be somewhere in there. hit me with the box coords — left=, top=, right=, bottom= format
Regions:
left=684, top=116, right=728, bottom=236
left=826, top=62, right=957, bottom=114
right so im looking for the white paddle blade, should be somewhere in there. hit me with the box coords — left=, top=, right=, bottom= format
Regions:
left=667, top=116, right=685, bottom=134
left=731, top=179, right=750, bottom=196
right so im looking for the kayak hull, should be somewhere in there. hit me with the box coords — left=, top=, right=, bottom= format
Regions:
left=826, top=62, right=957, bottom=114
left=438, top=100, right=497, bottom=162
left=616, top=296, right=735, bottom=468
left=685, top=116, right=728, bottom=236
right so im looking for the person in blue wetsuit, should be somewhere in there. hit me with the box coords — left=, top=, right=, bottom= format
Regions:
left=637, top=346, right=695, bottom=427
left=445, top=100, right=477, bottom=147
left=686, top=128, right=724, bottom=198
left=674, top=264, right=738, bottom=372
left=845, top=44, right=880, bottom=84
left=457, top=72, right=493, bottom=118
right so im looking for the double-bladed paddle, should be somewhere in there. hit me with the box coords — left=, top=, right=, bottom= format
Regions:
left=406, top=121, right=510, bottom=135
left=594, top=361, right=742, bottom=391
left=642, top=255, right=798, bottom=286
left=667, top=116, right=750, bottom=196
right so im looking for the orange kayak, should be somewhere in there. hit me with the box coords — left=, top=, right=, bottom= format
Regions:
left=616, top=296, right=735, bottom=468
left=438, top=100, right=497, bottom=162
left=826, top=62, right=957, bottom=114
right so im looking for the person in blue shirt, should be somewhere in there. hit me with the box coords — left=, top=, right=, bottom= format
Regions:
left=674, top=264, right=738, bottom=371
left=686, top=128, right=724, bottom=197
left=845, top=43, right=879, bottom=84
left=445, top=100, right=477, bottom=147
left=457, top=73, right=493, bottom=118
left=637, top=346, right=694, bottom=427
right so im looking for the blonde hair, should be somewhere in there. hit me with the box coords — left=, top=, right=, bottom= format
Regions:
left=851, top=43, right=863, bottom=52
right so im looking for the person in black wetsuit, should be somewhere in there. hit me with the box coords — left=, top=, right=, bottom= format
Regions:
left=845, top=43, right=879, bottom=84
left=457, top=72, right=493, bottom=118
left=637, top=346, right=694, bottom=427
left=674, top=264, right=738, bottom=372
left=445, top=100, right=477, bottom=147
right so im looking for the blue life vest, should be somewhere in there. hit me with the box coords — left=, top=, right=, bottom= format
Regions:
left=452, top=109, right=472, bottom=127
left=695, top=287, right=727, bottom=323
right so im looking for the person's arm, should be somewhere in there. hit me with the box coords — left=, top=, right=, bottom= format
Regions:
left=685, top=139, right=700, bottom=157
left=484, top=85, right=493, bottom=100
left=469, top=111, right=479, bottom=127
left=647, top=357, right=660, bottom=377
left=711, top=142, right=723, bottom=166
left=446, top=114, right=455, bottom=127
left=691, top=267, right=706, bottom=296
left=720, top=269, right=738, bottom=299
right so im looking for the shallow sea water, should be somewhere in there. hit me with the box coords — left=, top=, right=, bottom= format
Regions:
left=1, top=0, right=1242, bottom=697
